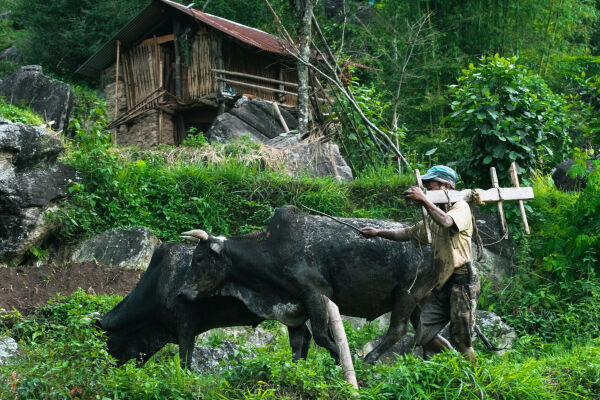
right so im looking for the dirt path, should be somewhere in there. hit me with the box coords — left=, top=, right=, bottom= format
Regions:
left=0, top=262, right=142, bottom=314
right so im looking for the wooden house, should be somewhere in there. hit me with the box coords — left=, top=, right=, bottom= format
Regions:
left=77, top=0, right=299, bottom=148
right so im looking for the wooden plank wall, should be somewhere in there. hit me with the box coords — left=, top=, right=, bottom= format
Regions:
left=121, top=39, right=162, bottom=110
left=181, top=27, right=218, bottom=99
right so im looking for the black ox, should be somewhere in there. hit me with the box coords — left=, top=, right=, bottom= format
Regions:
left=101, top=205, right=434, bottom=366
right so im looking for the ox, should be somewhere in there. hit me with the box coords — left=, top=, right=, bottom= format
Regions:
left=180, top=205, right=433, bottom=364
left=100, top=242, right=311, bottom=368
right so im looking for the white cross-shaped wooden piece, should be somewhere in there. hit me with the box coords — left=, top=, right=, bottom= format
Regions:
left=414, top=162, right=533, bottom=243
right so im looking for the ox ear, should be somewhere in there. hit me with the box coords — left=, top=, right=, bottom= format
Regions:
left=181, top=229, right=209, bottom=244
left=209, top=236, right=226, bottom=255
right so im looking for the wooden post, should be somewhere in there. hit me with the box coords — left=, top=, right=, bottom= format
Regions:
left=322, top=295, right=359, bottom=394
left=415, top=169, right=432, bottom=243
left=509, top=162, right=531, bottom=234
left=173, top=21, right=182, bottom=98
left=113, top=40, right=121, bottom=144
left=273, top=102, right=289, bottom=133
left=490, top=167, right=508, bottom=235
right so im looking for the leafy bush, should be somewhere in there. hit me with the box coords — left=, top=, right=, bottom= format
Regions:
left=0, top=96, right=44, bottom=125
left=445, top=55, right=571, bottom=186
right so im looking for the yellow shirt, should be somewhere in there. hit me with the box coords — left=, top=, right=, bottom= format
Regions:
left=409, top=200, right=473, bottom=289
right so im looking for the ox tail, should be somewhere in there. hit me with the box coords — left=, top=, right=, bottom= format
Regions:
left=474, top=324, right=507, bottom=351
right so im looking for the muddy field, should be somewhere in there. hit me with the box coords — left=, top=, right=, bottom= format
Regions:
left=0, top=262, right=142, bottom=314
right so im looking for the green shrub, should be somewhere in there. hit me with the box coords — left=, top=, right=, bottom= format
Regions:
left=445, top=55, right=571, bottom=186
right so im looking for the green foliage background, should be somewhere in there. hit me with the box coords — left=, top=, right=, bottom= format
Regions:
left=1, top=0, right=600, bottom=398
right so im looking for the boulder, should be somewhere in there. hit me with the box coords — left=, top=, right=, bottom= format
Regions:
left=0, top=65, right=74, bottom=132
left=271, top=138, right=353, bottom=181
left=191, top=340, right=243, bottom=374
left=0, top=46, right=22, bottom=65
left=438, top=310, right=516, bottom=354
left=70, top=227, right=160, bottom=269
left=207, top=98, right=297, bottom=143
left=552, top=159, right=595, bottom=191
left=472, top=207, right=514, bottom=283
left=0, top=336, right=17, bottom=365
left=206, top=112, right=269, bottom=143
left=0, top=119, right=77, bottom=264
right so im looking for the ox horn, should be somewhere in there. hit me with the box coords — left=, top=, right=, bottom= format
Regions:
left=181, top=229, right=209, bottom=243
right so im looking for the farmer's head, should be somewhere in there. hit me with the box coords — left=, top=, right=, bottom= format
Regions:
left=421, top=165, right=458, bottom=190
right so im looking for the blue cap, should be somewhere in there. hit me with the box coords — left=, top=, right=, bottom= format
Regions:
left=421, top=165, right=458, bottom=188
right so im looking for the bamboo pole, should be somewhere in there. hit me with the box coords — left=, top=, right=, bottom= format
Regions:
left=322, top=295, right=359, bottom=394
left=217, top=77, right=299, bottom=97
left=212, top=68, right=300, bottom=88
left=273, top=102, right=289, bottom=132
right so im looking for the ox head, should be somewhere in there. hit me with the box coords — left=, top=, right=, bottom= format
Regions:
left=181, top=229, right=231, bottom=298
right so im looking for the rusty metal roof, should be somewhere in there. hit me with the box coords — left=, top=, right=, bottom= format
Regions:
left=76, top=0, right=294, bottom=77
left=164, top=0, right=294, bottom=55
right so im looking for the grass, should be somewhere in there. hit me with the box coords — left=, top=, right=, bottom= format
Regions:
left=1, top=291, right=599, bottom=399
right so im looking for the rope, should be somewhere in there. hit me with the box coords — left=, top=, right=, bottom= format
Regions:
left=298, top=203, right=362, bottom=233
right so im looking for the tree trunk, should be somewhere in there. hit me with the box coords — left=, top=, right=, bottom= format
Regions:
left=296, top=0, right=317, bottom=136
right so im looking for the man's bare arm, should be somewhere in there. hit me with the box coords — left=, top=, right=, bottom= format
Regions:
left=404, top=186, right=455, bottom=229
left=361, top=226, right=411, bottom=242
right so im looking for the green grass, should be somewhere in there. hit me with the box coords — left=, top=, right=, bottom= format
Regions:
left=0, top=96, right=44, bottom=125
left=1, top=291, right=599, bottom=399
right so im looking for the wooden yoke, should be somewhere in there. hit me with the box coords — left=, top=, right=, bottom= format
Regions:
left=416, top=163, right=534, bottom=235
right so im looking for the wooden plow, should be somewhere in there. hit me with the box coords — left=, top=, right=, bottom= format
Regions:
left=415, top=161, right=533, bottom=243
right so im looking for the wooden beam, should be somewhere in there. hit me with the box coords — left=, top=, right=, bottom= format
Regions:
left=113, top=40, right=121, bottom=144
left=490, top=167, right=507, bottom=234
left=423, top=186, right=534, bottom=204
left=139, top=33, right=174, bottom=47
left=212, top=68, right=300, bottom=88
left=218, top=77, right=298, bottom=97
left=273, top=102, right=289, bottom=132
left=510, top=162, right=531, bottom=234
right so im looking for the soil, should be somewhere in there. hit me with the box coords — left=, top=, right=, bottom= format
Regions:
left=0, top=262, right=142, bottom=315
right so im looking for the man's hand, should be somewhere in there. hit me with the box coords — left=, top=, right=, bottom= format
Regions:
left=404, top=185, right=427, bottom=203
left=361, top=227, right=379, bottom=238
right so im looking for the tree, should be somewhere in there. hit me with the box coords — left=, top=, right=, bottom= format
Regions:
left=11, top=0, right=147, bottom=77
left=445, top=55, right=571, bottom=186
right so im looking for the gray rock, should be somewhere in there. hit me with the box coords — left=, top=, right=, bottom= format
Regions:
left=279, top=140, right=353, bottom=181
left=0, top=336, right=17, bottom=364
left=207, top=98, right=297, bottom=143
left=552, top=159, right=595, bottom=191
left=472, top=208, right=514, bottom=283
left=0, top=47, right=22, bottom=65
left=206, top=112, right=269, bottom=143
left=0, top=65, right=74, bottom=132
left=0, top=119, right=77, bottom=264
left=265, top=132, right=301, bottom=148
left=71, top=227, right=160, bottom=269
left=191, top=340, right=242, bottom=374
left=437, top=310, right=516, bottom=353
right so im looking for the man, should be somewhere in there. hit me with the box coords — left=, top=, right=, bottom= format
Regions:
left=361, top=165, right=479, bottom=363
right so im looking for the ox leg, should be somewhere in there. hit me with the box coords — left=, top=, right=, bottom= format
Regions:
left=306, top=294, right=340, bottom=362
left=289, top=323, right=312, bottom=360
left=178, top=332, right=195, bottom=370
left=364, top=292, right=417, bottom=364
